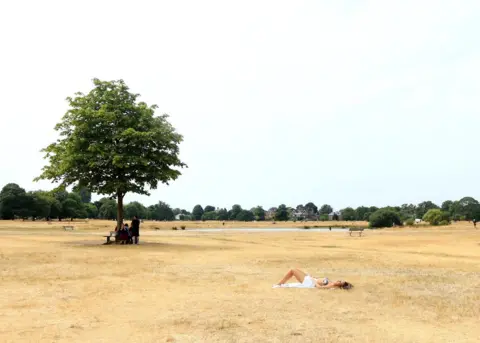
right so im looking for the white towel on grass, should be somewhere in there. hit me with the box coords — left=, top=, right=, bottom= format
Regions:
left=272, top=283, right=312, bottom=288
left=272, top=275, right=317, bottom=288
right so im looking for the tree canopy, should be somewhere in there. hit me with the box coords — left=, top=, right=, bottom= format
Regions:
left=35, top=78, right=186, bottom=230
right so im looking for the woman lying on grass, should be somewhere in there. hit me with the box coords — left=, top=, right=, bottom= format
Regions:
left=273, top=268, right=353, bottom=289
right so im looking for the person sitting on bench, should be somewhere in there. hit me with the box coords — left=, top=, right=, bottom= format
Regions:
left=124, top=223, right=133, bottom=244
left=117, top=224, right=129, bottom=244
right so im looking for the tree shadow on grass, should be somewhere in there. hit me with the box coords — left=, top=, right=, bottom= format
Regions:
left=65, top=240, right=237, bottom=252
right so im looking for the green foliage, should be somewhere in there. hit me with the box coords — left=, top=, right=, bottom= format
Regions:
left=399, top=204, right=416, bottom=221
left=355, top=206, right=370, bottom=221
left=415, top=201, right=439, bottom=219
left=236, top=210, right=254, bottom=221
left=423, top=209, right=450, bottom=226
left=124, top=201, right=147, bottom=219
left=274, top=204, right=289, bottom=221
left=252, top=206, right=266, bottom=221
left=0, top=183, right=29, bottom=219
left=192, top=205, right=204, bottom=220
left=98, top=199, right=117, bottom=220
left=341, top=207, right=356, bottom=221
left=72, top=186, right=92, bottom=203
left=204, top=205, right=215, bottom=213
left=84, top=203, right=98, bottom=218
left=369, top=209, right=402, bottom=228
left=148, top=201, right=175, bottom=221
left=405, top=218, right=415, bottom=226
left=61, top=193, right=87, bottom=218
left=35, top=78, right=186, bottom=230
left=362, top=212, right=372, bottom=221
left=452, top=197, right=480, bottom=221
left=228, top=204, right=242, bottom=220
left=50, top=199, right=63, bottom=219
left=201, top=211, right=217, bottom=221
left=319, top=214, right=329, bottom=221
left=441, top=200, right=453, bottom=214
left=29, top=191, right=53, bottom=219
left=319, top=204, right=333, bottom=215
left=304, top=202, right=318, bottom=214
left=216, top=208, right=229, bottom=221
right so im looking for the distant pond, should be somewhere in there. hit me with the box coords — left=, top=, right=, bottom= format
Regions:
left=185, top=227, right=350, bottom=233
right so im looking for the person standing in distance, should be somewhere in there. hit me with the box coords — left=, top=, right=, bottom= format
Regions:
left=131, top=215, right=140, bottom=244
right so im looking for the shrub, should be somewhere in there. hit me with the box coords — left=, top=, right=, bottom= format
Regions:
left=171, top=226, right=177, bottom=230
left=180, top=225, right=186, bottom=230
left=369, top=209, right=402, bottom=228
left=303, top=225, right=311, bottom=229
left=423, top=209, right=450, bottom=226
left=439, top=220, right=449, bottom=226
left=319, top=214, right=329, bottom=221
left=405, top=218, right=415, bottom=226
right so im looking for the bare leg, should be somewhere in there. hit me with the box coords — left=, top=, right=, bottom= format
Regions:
left=277, top=268, right=307, bottom=285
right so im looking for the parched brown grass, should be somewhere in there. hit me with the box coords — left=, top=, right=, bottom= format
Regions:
left=0, top=220, right=478, bottom=342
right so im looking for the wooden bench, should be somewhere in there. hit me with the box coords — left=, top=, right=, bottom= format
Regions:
left=63, top=226, right=74, bottom=231
left=103, top=231, right=118, bottom=244
left=348, top=228, right=364, bottom=236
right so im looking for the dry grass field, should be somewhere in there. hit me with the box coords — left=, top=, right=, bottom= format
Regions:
left=0, top=220, right=479, bottom=343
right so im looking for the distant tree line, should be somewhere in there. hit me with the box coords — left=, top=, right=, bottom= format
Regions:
left=0, top=183, right=180, bottom=222
left=1, top=183, right=479, bottom=228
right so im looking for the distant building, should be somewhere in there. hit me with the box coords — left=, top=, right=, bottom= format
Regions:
left=265, top=208, right=277, bottom=220
left=328, top=211, right=342, bottom=221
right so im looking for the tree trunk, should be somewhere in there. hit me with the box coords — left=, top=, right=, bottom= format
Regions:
left=116, top=192, right=124, bottom=234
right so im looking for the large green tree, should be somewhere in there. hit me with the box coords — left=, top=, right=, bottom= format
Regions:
left=204, top=205, right=215, bottom=213
left=148, top=201, right=175, bottom=221
left=355, top=206, right=370, bottom=221
left=35, top=79, right=186, bottom=231
left=415, top=201, right=439, bottom=219
left=124, top=201, right=147, bottom=219
left=98, top=199, right=118, bottom=220
left=84, top=203, right=99, bottom=219
left=274, top=204, right=289, bottom=221
left=441, top=200, right=454, bottom=214
left=192, top=205, right=204, bottom=220
left=423, top=209, right=450, bottom=226
left=369, top=209, right=402, bottom=228
left=304, top=202, right=318, bottom=215
left=399, top=203, right=416, bottom=220
left=341, top=207, right=356, bottom=221
left=252, top=206, right=266, bottom=221
left=319, top=204, right=333, bottom=215
left=29, top=191, right=53, bottom=219
left=236, top=210, right=254, bottom=221
left=0, top=183, right=29, bottom=219
left=228, top=204, right=243, bottom=220
left=452, top=197, right=480, bottom=220
left=216, top=208, right=229, bottom=221
left=73, top=186, right=92, bottom=203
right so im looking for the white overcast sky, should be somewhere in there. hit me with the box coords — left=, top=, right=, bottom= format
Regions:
left=1, top=0, right=479, bottom=211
